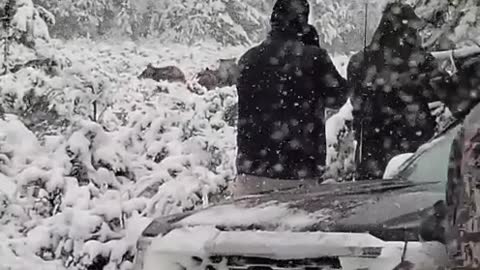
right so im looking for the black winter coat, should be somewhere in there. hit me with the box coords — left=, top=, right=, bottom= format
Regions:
left=347, top=2, right=453, bottom=179
left=236, top=0, right=348, bottom=180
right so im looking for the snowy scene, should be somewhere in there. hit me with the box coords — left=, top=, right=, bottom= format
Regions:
left=0, top=0, right=480, bottom=269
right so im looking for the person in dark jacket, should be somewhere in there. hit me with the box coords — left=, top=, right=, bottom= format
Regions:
left=236, top=0, right=348, bottom=180
left=347, top=2, right=453, bottom=180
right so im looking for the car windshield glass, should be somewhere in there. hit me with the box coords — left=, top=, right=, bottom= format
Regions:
left=395, top=123, right=462, bottom=188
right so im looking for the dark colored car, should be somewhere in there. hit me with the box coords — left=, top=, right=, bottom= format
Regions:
left=132, top=122, right=460, bottom=270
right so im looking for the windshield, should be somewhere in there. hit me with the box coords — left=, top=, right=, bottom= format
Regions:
left=395, top=123, right=461, bottom=190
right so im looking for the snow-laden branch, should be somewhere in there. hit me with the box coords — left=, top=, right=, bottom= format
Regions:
left=431, top=45, right=480, bottom=60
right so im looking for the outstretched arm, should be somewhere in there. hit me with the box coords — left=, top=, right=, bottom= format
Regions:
left=346, top=52, right=364, bottom=94
left=346, top=52, right=369, bottom=119
left=420, top=53, right=454, bottom=103
left=419, top=53, right=477, bottom=119
left=316, top=49, right=348, bottom=110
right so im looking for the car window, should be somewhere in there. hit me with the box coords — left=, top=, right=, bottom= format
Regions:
left=395, top=123, right=462, bottom=188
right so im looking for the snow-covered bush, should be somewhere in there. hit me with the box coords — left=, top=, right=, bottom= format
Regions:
left=325, top=101, right=356, bottom=181
left=1, top=0, right=55, bottom=47
left=414, top=0, right=480, bottom=50
left=0, top=39, right=242, bottom=269
left=0, top=67, right=67, bottom=136
left=0, top=94, right=236, bottom=269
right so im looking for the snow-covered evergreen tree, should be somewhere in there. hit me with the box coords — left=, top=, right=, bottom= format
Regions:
left=1, top=0, right=54, bottom=47
left=32, top=0, right=267, bottom=46
left=414, top=0, right=480, bottom=50
left=32, top=0, right=115, bottom=39
left=131, top=0, right=257, bottom=46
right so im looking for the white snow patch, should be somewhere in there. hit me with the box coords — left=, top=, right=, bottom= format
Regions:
left=0, top=173, right=17, bottom=197
left=178, top=203, right=329, bottom=231
left=148, top=226, right=386, bottom=260
left=383, top=153, right=414, bottom=179
left=0, top=114, right=41, bottom=164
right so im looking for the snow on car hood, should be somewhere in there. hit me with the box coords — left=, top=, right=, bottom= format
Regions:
left=148, top=225, right=385, bottom=259
left=184, top=180, right=442, bottom=232
left=177, top=202, right=332, bottom=231
left=141, top=179, right=443, bottom=241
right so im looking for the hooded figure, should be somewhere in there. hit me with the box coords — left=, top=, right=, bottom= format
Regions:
left=347, top=2, right=453, bottom=180
left=236, top=0, right=348, bottom=180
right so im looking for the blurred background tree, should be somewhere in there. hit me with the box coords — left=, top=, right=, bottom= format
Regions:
left=0, top=0, right=477, bottom=54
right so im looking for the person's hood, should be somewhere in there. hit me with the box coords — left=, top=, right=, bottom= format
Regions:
left=302, top=24, right=320, bottom=46
left=269, top=0, right=310, bottom=38
left=369, top=2, right=425, bottom=51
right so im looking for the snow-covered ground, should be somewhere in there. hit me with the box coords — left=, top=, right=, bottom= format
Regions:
left=0, top=38, right=356, bottom=269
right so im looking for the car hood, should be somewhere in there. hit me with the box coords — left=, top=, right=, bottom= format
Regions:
left=142, top=123, right=460, bottom=241
left=143, top=179, right=444, bottom=241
